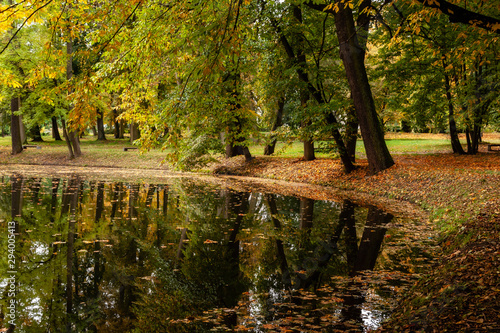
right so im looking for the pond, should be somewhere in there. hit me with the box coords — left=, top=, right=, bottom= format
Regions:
left=0, top=173, right=437, bottom=332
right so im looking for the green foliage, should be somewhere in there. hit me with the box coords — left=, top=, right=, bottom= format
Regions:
left=371, top=0, right=500, bottom=135
left=174, top=134, right=224, bottom=171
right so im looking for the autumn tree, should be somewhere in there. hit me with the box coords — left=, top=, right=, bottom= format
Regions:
left=303, top=0, right=394, bottom=174
left=371, top=0, right=499, bottom=154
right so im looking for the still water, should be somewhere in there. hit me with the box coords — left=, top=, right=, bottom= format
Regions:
left=0, top=174, right=436, bottom=332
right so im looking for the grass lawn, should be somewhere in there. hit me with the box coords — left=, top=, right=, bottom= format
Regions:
left=249, top=132, right=500, bottom=158
left=0, top=132, right=499, bottom=169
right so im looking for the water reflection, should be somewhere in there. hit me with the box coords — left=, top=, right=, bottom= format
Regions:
left=0, top=175, right=435, bottom=332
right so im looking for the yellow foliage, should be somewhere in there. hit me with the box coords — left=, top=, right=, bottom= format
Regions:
left=0, top=70, right=22, bottom=88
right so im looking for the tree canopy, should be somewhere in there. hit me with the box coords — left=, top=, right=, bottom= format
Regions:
left=0, top=0, right=499, bottom=173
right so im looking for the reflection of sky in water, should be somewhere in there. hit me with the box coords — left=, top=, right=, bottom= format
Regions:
left=362, top=309, right=384, bottom=332
left=31, top=241, right=49, bottom=257
left=25, top=296, right=43, bottom=323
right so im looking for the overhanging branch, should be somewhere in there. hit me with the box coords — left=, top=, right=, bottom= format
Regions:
left=415, top=0, right=500, bottom=33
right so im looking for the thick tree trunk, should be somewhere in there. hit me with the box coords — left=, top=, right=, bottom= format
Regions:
left=223, top=72, right=253, bottom=162
left=7, top=174, right=22, bottom=333
left=333, top=2, right=394, bottom=174
left=52, top=116, right=63, bottom=141
left=97, top=110, right=106, bottom=140
left=29, top=124, right=44, bottom=142
left=113, top=109, right=123, bottom=139
left=68, top=130, right=81, bottom=157
left=130, top=123, right=140, bottom=143
left=301, top=92, right=315, bottom=161
left=264, top=98, right=284, bottom=155
left=303, top=140, right=315, bottom=161
left=95, top=182, right=105, bottom=222
left=11, top=173, right=23, bottom=231
left=226, top=141, right=253, bottom=162
left=119, top=120, right=125, bottom=139
left=114, top=120, right=120, bottom=138
left=265, top=194, right=292, bottom=285
left=10, top=97, right=23, bottom=155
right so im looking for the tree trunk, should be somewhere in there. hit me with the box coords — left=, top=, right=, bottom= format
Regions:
left=333, top=2, right=394, bottom=174
left=303, top=140, right=315, bottom=161
left=264, top=98, right=284, bottom=155
left=223, top=72, right=253, bottom=162
left=130, top=123, right=140, bottom=143
left=344, top=104, right=358, bottom=163
left=443, top=66, right=465, bottom=154
left=11, top=173, right=23, bottom=231
left=119, top=120, right=125, bottom=139
left=272, top=9, right=354, bottom=172
left=20, top=115, right=26, bottom=144
left=114, top=120, right=120, bottom=138
left=292, top=5, right=315, bottom=162
left=61, top=119, right=75, bottom=159
left=10, top=97, right=23, bottom=155
left=301, top=93, right=315, bottom=161
left=52, top=116, right=63, bottom=141
left=66, top=39, right=82, bottom=158
left=68, top=130, right=81, bottom=157
left=97, top=109, right=106, bottom=140
left=29, top=124, right=44, bottom=142
left=226, top=141, right=253, bottom=162
left=113, top=109, right=121, bottom=139
left=1, top=109, right=4, bottom=137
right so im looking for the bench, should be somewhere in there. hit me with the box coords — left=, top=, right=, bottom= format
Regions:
left=123, top=147, right=138, bottom=151
left=487, top=144, right=500, bottom=151
left=23, top=145, right=41, bottom=149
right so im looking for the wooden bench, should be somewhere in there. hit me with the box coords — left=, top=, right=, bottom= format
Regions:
left=487, top=144, right=500, bottom=151
left=123, top=147, right=138, bottom=151
left=23, top=145, right=41, bottom=149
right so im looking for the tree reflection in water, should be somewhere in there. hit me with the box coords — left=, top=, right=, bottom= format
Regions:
left=0, top=176, right=434, bottom=332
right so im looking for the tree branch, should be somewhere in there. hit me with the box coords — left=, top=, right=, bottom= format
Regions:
left=0, top=0, right=54, bottom=55
left=95, top=0, right=143, bottom=59
left=415, top=0, right=500, bottom=33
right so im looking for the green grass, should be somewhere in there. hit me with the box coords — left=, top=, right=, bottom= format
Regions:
left=1, top=132, right=499, bottom=168
left=248, top=137, right=454, bottom=158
